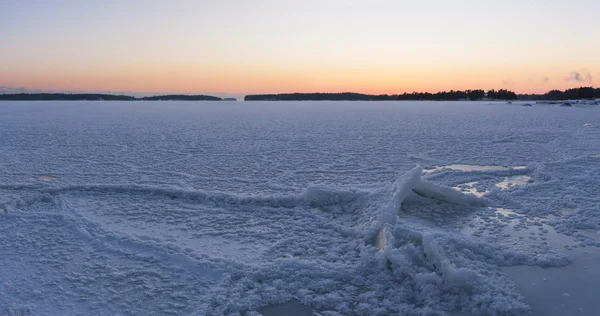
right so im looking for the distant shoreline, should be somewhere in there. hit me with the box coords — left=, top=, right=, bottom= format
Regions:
left=0, top=93, right=228, bottom=101
left=245, top=87, right=599, bottom=101
left=1, top=87, right=598, bottom=101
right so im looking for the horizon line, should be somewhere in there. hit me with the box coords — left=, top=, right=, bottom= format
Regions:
left=1, top=86, right=599, bottom=98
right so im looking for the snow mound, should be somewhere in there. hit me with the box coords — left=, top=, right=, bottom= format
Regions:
left=38, top=184, right=367, bottom=211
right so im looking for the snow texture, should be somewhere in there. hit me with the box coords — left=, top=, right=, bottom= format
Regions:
left=0, top=101, right=598, bottom=315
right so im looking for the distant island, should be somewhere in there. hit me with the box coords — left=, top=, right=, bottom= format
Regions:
left=245, top=87, right=599, bottom=101
left=0, top=93, right=223, bottom=101
left=245, top=89, right=516, bottom=101
left=246, top=92, right=399, bottom=101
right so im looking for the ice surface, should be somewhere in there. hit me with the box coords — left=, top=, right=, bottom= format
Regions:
left=257, top=300, right=314, bottom=316
left=0, top=101, right=599, bottom=315
left=503, top=248, right=600, bottom=316
left=423, top=164, right=526, bottom=173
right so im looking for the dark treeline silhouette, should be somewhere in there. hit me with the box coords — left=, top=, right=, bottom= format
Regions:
left=245, top=89, right=516, bottom=101
left=3, top=87, right=597, bottom=102
left=247, top=87, right=600, bottom=101
left=486, top=89, right=518, bottom=100
left=245, top=92, right=395, bottom=101
left=0, top=93, right=223, bottom=101
left=518, top=87, right=600, bottom=101
left=396, top=89, right=501, bottom=101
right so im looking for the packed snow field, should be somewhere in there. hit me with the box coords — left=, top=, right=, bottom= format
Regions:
left=0, top=101, right=599, bottom=316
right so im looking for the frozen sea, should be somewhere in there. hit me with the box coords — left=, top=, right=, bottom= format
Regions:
left=0, top=101, right=599, bottom=316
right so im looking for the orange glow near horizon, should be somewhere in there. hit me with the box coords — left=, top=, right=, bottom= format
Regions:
left=3, top=64, right=595, bottom=96
left=1, top=1, right=598, bottom=96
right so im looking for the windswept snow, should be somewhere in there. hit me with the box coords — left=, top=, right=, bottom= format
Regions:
left=0, top=101, right=599, bottom=316
left=423, top=164, right=526, bottom=173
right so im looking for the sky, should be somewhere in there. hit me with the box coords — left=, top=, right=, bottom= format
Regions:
left=1, top=0, right=599, bottom=97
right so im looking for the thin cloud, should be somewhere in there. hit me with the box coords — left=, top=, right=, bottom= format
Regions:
left=543, top=76, right=550, bottom=83
left=565, top=72, right=593, bottom=83
left=502, top=79, right=514, bottom=85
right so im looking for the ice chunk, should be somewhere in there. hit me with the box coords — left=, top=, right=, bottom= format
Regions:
left=378, top=165, right=424, bottom=227
left=414, top=180, right=486, bottom=206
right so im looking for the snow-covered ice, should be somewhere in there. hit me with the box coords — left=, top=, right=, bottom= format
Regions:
left=0, top=100, right=599, bottom=315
